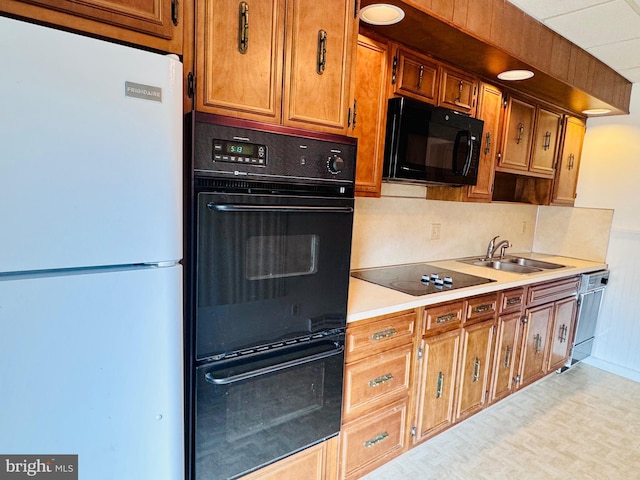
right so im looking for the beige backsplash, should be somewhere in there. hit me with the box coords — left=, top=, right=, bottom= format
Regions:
left=351, top=185, right=613, bottom=269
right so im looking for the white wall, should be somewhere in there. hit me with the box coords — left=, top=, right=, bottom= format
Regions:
left=575, top=85, right=640, bottom=381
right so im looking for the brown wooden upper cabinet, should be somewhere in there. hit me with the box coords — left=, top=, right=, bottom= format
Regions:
left=467, top=82, right=503, bottom=201
left=353, top=35, right=389, bottom=197
left=552, top=116, right=586, bottom=206
left=438, top=66, right=478, bottom=116
left=391, top=45, right=439, bottom=105
left=195, top=0, right=357, bottom=134
left=2, top=0, right=183, bottom=53
left=498, top=95, right=561, bottom=179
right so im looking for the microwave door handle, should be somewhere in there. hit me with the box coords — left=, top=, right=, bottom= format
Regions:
left=208, top=204, right=354, bottom=214
left=452, top=130, right=473, bottom=176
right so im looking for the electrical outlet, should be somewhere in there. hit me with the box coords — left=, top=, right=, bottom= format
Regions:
left=430, top=223, right=441, bottom=240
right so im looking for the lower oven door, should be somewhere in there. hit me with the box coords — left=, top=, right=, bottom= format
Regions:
left=195, top=190, right=353, bottom=360
left=195, top=333, right=345, bottom=480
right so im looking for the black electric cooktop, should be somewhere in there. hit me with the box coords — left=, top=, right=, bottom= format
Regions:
left=351, top=263, right=495, bottom=296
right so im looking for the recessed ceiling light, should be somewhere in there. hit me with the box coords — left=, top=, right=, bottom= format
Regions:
left=497, top=70, right=535, bottom=81
left=582, top=108, right=611, bottom=115
left=359, top=4, right=405, bottom=25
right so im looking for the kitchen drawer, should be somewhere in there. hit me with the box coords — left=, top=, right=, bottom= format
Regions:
left=423, top=300, right=464, bottom=334
left=339, top=398, right=408, bottom=480
left=500, top=287, right=525, bottom=313
left=346, top=310, right=416, bottom=362
left=527, top=276, right=579, bottom=307
left=343, top=344, right=412, bottom=421
left=465, top=293, right=497, bottom=323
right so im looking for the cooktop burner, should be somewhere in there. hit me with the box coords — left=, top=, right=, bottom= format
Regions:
left=351, top=263, right=495, bottom=296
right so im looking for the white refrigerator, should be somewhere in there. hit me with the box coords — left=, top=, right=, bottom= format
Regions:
left=0, top=16, right=184, bottom=479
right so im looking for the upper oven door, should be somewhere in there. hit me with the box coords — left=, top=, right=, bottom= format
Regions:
left=195, top=191, right=354, bottom=361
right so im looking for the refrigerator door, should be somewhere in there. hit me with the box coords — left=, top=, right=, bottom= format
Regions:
left=0, top=265, right=183, bottom=480
left=0, top=17, right=182, bottom=272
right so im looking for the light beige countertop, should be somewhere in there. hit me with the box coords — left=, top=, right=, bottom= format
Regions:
left=347, top=253, right=607, bottom=323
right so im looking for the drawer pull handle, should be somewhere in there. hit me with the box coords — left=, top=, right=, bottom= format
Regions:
left=472, top=357, right=481, bottom=382
left=504, top=346, right=511, bottom=368
left=371, top=328, right=397, bottom=341
left=516, top=122, right=525, bottom=144
left=238, top=2, right=249, bottom=54
left=317, top=30, right=327, bottom=75
left=534, top=333, right=542, bottom=354
left=559, top=324, right=568, bottom=343
left=506, top=296, right=521, bottom=306
left=436, top=313, right=456, bottom=324
left=473, top=304, right=491, bottom=314
left=369, top=373, right=394, bottom=388
left=436, top=371, right=444, bottom=398
left=364, top=431, right=389, bottom=448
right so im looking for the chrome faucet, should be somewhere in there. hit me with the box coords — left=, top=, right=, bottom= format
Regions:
left=486, top=236, right=512, bottom=259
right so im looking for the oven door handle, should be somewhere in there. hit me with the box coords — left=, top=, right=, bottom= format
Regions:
left=207, top=203, right=354, bottom=214
left=204, top=344, right=345, bottom=385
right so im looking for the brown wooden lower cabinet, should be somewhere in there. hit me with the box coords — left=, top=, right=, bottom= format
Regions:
left=339, top=398, right=409, bottom=479
left=239, top=436, right=339, bottom=480
left=456, top=318, right=495, bottom=421
left=333, top=276, right=581, bottom=479
left=414, top=328, right=460, bottom=442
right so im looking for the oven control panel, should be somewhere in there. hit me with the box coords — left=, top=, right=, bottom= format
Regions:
left=193, top=114, right=356, bottom=186
left=212, top=139, right=267, bottom=166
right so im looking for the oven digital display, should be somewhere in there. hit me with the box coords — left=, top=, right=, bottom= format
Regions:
left=226, top=142, right=255, bottom=156
left=212, top=139, right=266, bottom=165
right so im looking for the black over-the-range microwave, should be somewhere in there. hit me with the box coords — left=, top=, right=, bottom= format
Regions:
left=383, top=96, right=485, bottom=186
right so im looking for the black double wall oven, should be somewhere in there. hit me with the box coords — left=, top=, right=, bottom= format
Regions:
left=186, top=113, right=356, bottom=480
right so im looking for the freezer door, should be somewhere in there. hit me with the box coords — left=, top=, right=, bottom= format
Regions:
left=0, top=17, right=182, bottom=272
left=0, top=266, right=184, bottom=480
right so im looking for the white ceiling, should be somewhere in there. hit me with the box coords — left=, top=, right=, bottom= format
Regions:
left=507, top=0, right=640, bottom=83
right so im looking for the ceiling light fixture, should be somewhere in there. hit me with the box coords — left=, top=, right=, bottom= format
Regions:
left=582, top=108, right=611, bottom=115
left=497, top=69, right=535, bottom=81
left=359, top=4, right=405, bottom=25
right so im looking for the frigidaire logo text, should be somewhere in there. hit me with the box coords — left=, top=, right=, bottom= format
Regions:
left=124, top=81, right=162, bottom=103
left=1, top=455, right=77, bottom=479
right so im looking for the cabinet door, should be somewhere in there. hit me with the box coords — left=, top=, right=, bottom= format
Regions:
left=3, top=0, right=182, bottom=52
left=392, top=47, right=439, bottom=104
left=552, top=116, right=585, bottom=205
left=353, top=35, right=388, bottom=197
left=283, top=0, right=356, bottom=133
left=414, top=329, right=460, bottom=442
left=439, top=66, right=478, bottom=115
left=530, top=108, right=561, bottom=178
left=547, top=297, right=578, bottom=371
left=468, top=83, right=502, bottom=201
left=456, top=319, right=494, bottom=421
left=499, top=96, right=535, bottom=172
left=490, top=312, right=522, bottom=403
left=518, top=304, right=553, bottom=387
left=196, top=0, right=285, bottom=122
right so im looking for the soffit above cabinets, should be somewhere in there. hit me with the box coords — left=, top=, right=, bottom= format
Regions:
left=359, top=0, right=632, bottom=116
left=509, top=0, right=640, bottom=83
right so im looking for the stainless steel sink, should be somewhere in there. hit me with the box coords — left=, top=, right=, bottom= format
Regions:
left=502, top=257, right=566, bottom=270
left=468, top=260, right=542, bottom=274
left=458, top=256, right=567, bottom=274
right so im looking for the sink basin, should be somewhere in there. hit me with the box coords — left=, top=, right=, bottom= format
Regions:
left=458, top=255, right=567, bottom=274
left=468, top=260, right=542, bottom=274
left=501, top=256, right=566, bottom=270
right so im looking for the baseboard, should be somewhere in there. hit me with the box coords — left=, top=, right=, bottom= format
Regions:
left=581, top=356, right=640, bottom=383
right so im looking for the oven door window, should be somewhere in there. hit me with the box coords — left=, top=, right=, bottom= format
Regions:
left=195, top=192, right=353, bottom=360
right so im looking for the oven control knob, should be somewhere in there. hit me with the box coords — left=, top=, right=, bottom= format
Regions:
left=327, top=155, right=344, bottom=174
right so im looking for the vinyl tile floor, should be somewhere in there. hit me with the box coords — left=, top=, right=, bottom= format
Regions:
left=360, top=363, right=640, bottom=480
